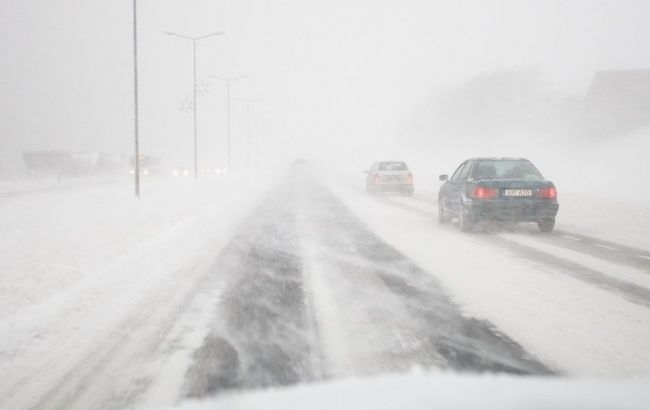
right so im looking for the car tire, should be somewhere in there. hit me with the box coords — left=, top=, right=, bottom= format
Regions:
left=459, top=204, right=475, bottom=232
left=438, top=199, right=451, bottom=224
left=537, top=218, right=555, bottom=233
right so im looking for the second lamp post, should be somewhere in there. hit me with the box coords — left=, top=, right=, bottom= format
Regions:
left=166, top=31, right=224, bottom=179
left=210, top=75, right=247, bottom=173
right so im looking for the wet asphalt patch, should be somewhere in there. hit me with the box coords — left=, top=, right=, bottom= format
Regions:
left=184, top=184, right=317, bottom=397
left=375, top=272, right=552, bottom=374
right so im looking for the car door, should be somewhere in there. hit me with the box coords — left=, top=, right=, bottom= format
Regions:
left=457, top=160, right=474, bottom=202
left=366, top=162, right=377, bottom=185
left=444, top=161, right=469, bottom=214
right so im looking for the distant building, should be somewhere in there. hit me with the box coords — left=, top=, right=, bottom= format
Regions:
left=22, top=150, right=111, bottom=176
left=582, top=69, right=650, bottom=137
left=0, top=148, right=26, bottom=177
left=22, top=150, right=75, bottom=175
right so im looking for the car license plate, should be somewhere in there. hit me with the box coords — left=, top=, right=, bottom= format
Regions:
left=503, top=189, right=532, bottom=197
left=384, top=175, right=403, bottom=182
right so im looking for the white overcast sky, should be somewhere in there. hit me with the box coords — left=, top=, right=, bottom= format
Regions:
left=1, top=0, right=650, bottom=168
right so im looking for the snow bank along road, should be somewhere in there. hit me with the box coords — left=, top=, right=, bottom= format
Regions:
left=1, top=172, right=649, bottom=409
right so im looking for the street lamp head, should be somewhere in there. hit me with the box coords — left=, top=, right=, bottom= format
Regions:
left=164, top=31, right=225, bottom=41
left=195, top=31, right=225, bottom=40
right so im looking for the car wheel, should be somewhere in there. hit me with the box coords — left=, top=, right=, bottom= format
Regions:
left=537, top=218, right=555, bottom=233
left=438, top=199, right=451, bottom=224
left=459, top=204, right=475, bottom=232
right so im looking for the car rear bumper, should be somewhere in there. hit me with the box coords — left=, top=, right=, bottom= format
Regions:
left=467, top=199, right=559, bottom=222
left=370, top=183, right=414, bottom=193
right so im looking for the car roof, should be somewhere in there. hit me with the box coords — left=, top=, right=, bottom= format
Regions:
left=467, top=157, right=530, bottom=162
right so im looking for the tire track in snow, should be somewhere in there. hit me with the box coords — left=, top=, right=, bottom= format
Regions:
left=389, top=193, right=650, bottom=272
left=375, top=195, right=650, bottom=307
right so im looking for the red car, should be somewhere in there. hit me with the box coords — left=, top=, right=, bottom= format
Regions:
left=366, top=161, right=414, bottom=196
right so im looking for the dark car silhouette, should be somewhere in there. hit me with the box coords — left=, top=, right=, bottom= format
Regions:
left=438, top=158, right=559, bottom=232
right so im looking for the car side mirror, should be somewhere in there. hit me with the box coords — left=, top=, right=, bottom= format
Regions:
left=439, top=174, right=448, bottom=181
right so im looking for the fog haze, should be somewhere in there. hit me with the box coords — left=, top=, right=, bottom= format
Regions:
left=2, top=0, right=650, bottom=169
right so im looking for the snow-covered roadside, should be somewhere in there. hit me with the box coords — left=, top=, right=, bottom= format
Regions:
left=555, top=192, right=650, bottom=249
left=0, top=174, right=123, bottom=198
left=0, top=174, right=273, bottom=409
left=0, top=176, right=256, bottom=316
left=172, top=371, right=650, bottom=410
left=550, top=128, right=650, bottom=248
left=326, top=182, right=650, bottom=377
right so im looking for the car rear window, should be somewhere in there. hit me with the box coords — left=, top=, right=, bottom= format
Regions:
left=378, top=162, right=408, bottom=171
left=472, top=160, right=543, bottom=180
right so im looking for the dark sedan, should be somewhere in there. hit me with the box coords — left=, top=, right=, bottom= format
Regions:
left=438, top=158, right=559, bottom=232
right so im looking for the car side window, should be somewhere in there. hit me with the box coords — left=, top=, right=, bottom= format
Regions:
left=450, top=162, right=467, bottom=182
left=458, top=161, right=472, bottom=181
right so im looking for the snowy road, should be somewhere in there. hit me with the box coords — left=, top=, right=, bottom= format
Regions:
left=1, top=173, right=650, bottom=409
left=182, top=176, right=552, bottom=398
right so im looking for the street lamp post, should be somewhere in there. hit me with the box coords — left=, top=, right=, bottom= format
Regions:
left=245, top=99, right=251, bottom=169
left=132, top=0, right=140, bottom=197
left=166, top=31, right=224, bottom=179
left=210, top=75, right=247, bottom=173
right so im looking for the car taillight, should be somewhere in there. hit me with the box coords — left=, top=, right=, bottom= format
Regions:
left=406, top=173, right=413, bottom=184
left=373, top=174, right=381, bottom=183
left=538, top=187, right=557, bottom=199
left=471, top=186, right=499, bottom=199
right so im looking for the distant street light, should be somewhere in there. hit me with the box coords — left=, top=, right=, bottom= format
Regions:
left=166, top=30, right=225, bottom=179
left=210, top=75, right=247, bottom=172
left=132, top=0, right=140, bottom=197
